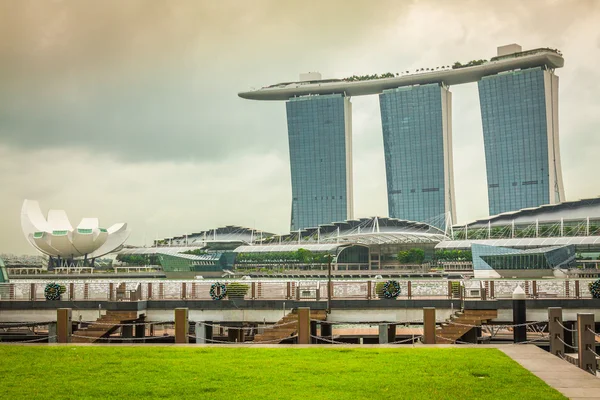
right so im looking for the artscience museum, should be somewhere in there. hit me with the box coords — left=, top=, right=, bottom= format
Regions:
left=20, top=200, right=130, bottom=268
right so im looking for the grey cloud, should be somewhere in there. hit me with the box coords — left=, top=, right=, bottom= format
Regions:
left=1, top=0, right=600, bottom=255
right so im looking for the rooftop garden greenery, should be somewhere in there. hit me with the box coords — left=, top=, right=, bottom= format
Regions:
left=434, top=249, right=472, bottom=262
left=452, top=59, right=487, bottom=69
left=236, top=249, right=331, bottom=264
left=182, top=249, right=208, bottom=256
left=343, top=72, right=395, bottom=82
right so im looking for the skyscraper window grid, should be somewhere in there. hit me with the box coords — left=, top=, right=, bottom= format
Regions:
left=478, top=67, right=563, bottom=216
left=286, top=94, right=353, bottom=231
left=379, top=83, right=454, bottom=229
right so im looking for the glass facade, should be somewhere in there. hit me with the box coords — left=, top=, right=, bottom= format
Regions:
left=157, top=252, right=229, bottom=273
left=286, top=94, right=353, bottom=231
left=472, top=243, right=575, bottom=271
left=0, top=257, right=7, bottom=283
left=479, top=67, right=563, bottom=216
left=379, top=83, right=454, bottom=229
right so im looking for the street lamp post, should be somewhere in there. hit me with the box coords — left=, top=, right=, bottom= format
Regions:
left=327, top=254, right=332, bottom=313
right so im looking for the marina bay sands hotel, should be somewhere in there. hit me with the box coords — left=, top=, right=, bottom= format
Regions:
left=239, top=44, right=565, bottom=231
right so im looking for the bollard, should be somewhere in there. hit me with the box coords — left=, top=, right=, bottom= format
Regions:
left=174, top=308, right=189, bottom=344
left=297, top=307, right=310, bottom=344
left=387, top=323, right=397, bottom=343
left=48, top=323, right=57, bottom=343
left=205, top=321, right=214, bottom=343
left=577, top=313, right=597, bottom=374
left=135, top=317, right=145, bottom=341
left=57, top=308, right=72, bottom=343
left=121, top=324, right=134, bottom=339
left=512, top=285, right=527, bottom=343
left=379, top=324, right=388, bottom=344
left=321, top=322, right=332, bottom=341
left=310, top=320, right=318, bottom=342
left=548, top=307, right=564, bottom=357
left=423, top=307, right=436, bottom=344
left=196, top=322, right=206, bottom=344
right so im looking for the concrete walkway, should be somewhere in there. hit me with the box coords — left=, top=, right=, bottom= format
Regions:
left=500, top=345, right=600, bottom=399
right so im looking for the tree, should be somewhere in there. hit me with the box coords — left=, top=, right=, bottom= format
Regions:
left=397, top=248, right=425, bottom=264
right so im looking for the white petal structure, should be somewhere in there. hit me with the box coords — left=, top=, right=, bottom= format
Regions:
left=21, top=200, right=130, bottom=259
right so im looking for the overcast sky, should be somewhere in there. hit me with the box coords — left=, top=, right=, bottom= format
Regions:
left=1, top=0, right=599, bottom=255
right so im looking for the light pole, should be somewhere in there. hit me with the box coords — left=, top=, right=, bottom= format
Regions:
left=327, top=254, right=333, bottom=313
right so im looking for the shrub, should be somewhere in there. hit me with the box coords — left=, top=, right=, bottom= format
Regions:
left=227, top=282, right=250, bottom=299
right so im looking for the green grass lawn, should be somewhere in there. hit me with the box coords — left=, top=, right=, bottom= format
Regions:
left=0, top=346, right=565, bottom=400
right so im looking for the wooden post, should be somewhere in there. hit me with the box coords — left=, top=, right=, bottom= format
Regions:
left=490, top=281, right=495, bottom=299
left=30, top=283, right=36, bottom=301
left=532, top=281, right=538, bottom=298
left=423, top=307, right=436, bottom=344
left=251, top=282, right=256, bottom=300
left=407, top=281, right=412, bottom=299
left=548, top=307, right=564, bottom=357
left=575, top=280, right=580, bottom=299
left=174, top=308, right=189, bottom=344
left=191, top=283, right=196, bottom=299
left=147, top=283, right=153, bottom=300
left=69, top=283, right=74, bottom=300
left=181, top=282, right=187, bottom=300
left=286, top=282, right=291, bottom=300
left=297, top=307, right=310, bottom=344
left=367, top=280, right=372, bottom=300
left=577, top=313, right=597, bottom=374
left=57, top=308, right=72, bottom=343
left=109, top=283, right=114, bottom=301
left=159, top=282, right=164, bottom=299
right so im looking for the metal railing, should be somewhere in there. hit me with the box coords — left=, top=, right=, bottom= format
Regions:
left=0, top=278, right=597, bottom=302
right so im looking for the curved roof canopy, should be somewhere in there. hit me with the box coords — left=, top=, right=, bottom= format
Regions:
left=239, top=49, right=563, bottom=101
left=436, top=236, right=600, bottom=251
left=156, top=226, right=275, bottom=247
left=21, top=200, right=130, bottom=259
left=458, top=197, right=600, bottom=228
left=264, top=217, right=448, bottom=246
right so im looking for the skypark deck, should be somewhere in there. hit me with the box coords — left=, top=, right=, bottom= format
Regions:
left=238, top=50, right=564, bottom=101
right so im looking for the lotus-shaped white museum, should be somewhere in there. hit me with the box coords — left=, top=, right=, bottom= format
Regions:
left=21, top=200, right=130, bottom=263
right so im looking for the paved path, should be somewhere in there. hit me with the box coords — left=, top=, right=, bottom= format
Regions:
left=500, top=345, right=600, bottom=399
